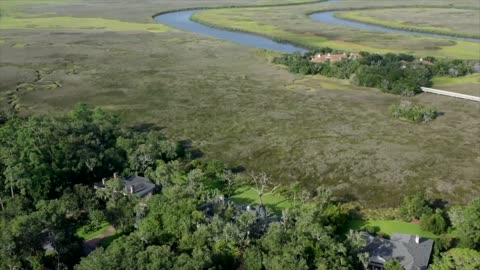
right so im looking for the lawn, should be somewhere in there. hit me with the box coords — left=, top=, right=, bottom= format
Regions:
left=346, top=219, right=437, bottom=238
left=230, top=186, right=292, bottom=214
left=101, top=229, right=124, bottom=248
left=76, top=222, right=111, bottom=240
left=335, top=8, right=480, bottom=39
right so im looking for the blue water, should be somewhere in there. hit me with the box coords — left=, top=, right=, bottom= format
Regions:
left=154, top=1, right=479, bottom=54
left=309, top=11, right=480, bottom=43
left=154, top=10, right=307, bottom=53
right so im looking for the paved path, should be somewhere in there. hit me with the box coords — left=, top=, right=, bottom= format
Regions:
left=421, top=87, right=480, bottom=102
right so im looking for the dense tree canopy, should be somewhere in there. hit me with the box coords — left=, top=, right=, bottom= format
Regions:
left=430, top=248, right=480, bottom=270
left=273, top=49, right=473, bottom=96
left=1, top=104, right=479, bottom=270
left=454, top=199, right=480, bottom=250
left=0, top=104, right=181, bottom=203
left=398, top=192, right=432, bottom=221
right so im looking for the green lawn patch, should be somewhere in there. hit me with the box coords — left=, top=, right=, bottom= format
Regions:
left=230, top=186, right=292, bottom=214
left=101, top=229, right=124, bottom=248
left=76, top=222, right=110, bottom=241
left=346, top=219, right=437, bottom=238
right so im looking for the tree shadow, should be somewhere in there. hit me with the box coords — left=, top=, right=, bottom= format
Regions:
left=336, top=193, right=358, bottom=204
left=230, top=166, right=246, bottom=173
left=430, top=198, right=448, bottom=209
left=128, top=122, right=165, bottom=132
left=178, top=139, right=204, bottom=159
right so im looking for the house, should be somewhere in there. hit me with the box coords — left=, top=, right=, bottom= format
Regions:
left=362, top=233, right=434, bottom=270
left=94, top=173, right=159, bottom=198
left=200, top=196, right=280, bottom=236
left=400, top=58, right=434, bottom=69
left=310, top=52, right=357, bottom=63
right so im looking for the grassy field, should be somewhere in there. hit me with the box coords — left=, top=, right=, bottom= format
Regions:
left=233, top=187, right=439, bottom=239
left=1, top=0, right=479, bottom=206
left=335, top=8, right=480, bottom=39
left=432, top=74, right=480, bottom=96
left=192, top=1, right=480, bottom=59
left=230, top=186, right=293, bottom=214
left=433, top=74, right=480, bottom=86
left=76, top=222, right=111, bottom=240
left=345, top=219, right=437, bottom=238
left=0, top=17, right=170, bottom=32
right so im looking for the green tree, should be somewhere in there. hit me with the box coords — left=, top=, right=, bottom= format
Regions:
left=384, top=259, right=404, bottom=270
left=430, top=248, right=480, bottom=270
left=0, top=104, right=124, bottom=202
left=455, top=198, right=480, bottom=249
left=399, top=192, right=432, bottom=221
left=244, top=246, right=263, bottom=270
left=420, top=210, right=447, bottom=235
left=357, top=252, right=370, bottom=270
left=137, top=245, right=175, bottom=270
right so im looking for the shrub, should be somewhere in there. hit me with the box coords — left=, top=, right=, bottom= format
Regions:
left=363, top=225, right=380, bottom=235
left=399, top=192, right=432, bottom=221
left=389, top=101, right=438, bottom=123
left=420, top=210, right=447, bottom=235
left=384, top=259, right=404, bottom=270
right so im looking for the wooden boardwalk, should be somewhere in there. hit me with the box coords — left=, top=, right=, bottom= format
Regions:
left=421, top=87, right=480, bottom=102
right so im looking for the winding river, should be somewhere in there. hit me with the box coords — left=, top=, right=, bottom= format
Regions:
left=154, top=1, right=479, bottom=53
left=155, top=10, right=307, bottom=53
left=309, top=11, right=480, bottom=43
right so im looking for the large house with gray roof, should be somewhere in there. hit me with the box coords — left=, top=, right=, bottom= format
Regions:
left=94, top=173, right=159, bottom=198
left=362, top=233, right=434, bottom=270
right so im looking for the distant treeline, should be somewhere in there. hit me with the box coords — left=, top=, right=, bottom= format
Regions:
left=273, top=48, right=474, bottom=96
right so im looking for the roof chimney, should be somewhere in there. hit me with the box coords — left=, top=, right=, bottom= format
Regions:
left=415, top=235, right=420, bottom=244
left=129, top=185, right=135, bottom=194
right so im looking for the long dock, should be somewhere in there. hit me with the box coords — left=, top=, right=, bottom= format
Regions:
left=421, top=87, right=480, bottom=102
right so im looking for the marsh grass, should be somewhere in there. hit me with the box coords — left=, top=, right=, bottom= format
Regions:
left=345, top=219, right=437, bottom=238
left=192, top=4, right=480, bottom=59
left=1, top=0, right=479, bottom=206
left=335, top=8, right=480, bottom=39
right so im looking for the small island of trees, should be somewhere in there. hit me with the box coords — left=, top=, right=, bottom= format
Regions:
left=273, top=48, right=475, bottom=96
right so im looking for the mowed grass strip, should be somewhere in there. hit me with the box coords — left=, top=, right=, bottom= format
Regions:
left=346, top=219, right=437, bottom=238
left=335, top=8, right=480, bottom=39
left=230, top=186, right=292, bottom=214
left=76, top=222, right=111, bottom=241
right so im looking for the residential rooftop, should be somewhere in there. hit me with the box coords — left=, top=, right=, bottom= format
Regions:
left=363, top=233, right=434, bottom=270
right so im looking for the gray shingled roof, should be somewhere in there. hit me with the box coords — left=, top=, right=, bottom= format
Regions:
left=95, top=175, right=157, bottom=198
left=363, top=233, right=433, bottom=270
left=123, top=175, right=157, bottom=197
